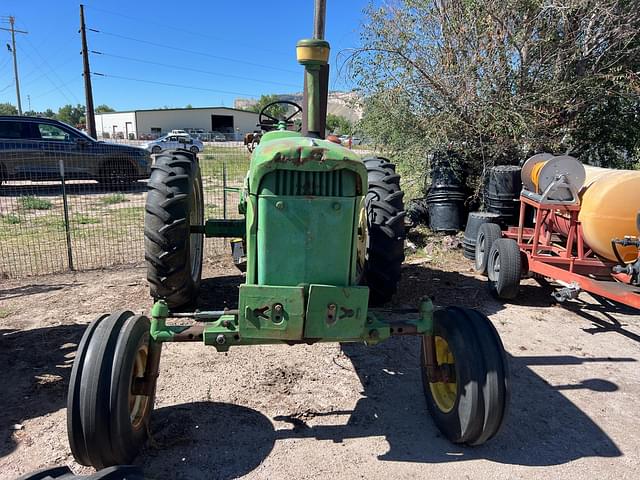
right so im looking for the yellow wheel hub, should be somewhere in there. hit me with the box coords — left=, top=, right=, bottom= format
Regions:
left=429, top=336, right=457, bottom=413
left=129, top=344, right=151, bottom=431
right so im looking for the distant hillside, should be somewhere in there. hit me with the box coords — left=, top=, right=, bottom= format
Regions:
left=235, top=91, right=363, bottom=123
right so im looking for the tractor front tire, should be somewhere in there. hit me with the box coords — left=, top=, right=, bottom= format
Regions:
left=361, top=157, right=406, bottom=305
left=421, top=307, right=509, bottom=445
left=67, top=312, right=160, bottom=468
left=145, top=151, right=204, bottom=309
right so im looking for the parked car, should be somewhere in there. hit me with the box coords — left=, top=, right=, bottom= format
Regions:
left=211, top=131, right=226, bottom=142
left=338, top=135, right=363, bottom=146
left=0, top=116, right=151, bottom=185
left=142, top=134, right=204, bottom=154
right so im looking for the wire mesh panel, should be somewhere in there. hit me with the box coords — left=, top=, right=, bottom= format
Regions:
left=0, top=118, right=249, bottom=278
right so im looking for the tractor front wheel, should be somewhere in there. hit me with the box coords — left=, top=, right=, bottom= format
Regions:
left=360, top=156, right=406, bottom=305
left=67, top=312, right=161, bottom=468
left=421, top=306, right=509, bottom=445
left=145, top=151, right=204, bottom=308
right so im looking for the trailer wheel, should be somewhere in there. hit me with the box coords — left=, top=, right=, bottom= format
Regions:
left=487, top=238, right=521, bottom=299
left=67, top=311, right=160, bottom=468
left=145, top=151, right=204, bottom=308
left=360, top=156, right=406, bottom=305
left=475, top=223, right=502, bottom=275
left=421, top=307, right=509, bottom=445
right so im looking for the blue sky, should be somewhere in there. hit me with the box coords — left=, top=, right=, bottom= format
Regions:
left=0, top=1, right=375, bottom=112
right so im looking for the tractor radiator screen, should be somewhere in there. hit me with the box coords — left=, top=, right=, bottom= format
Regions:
left=259, top=169, right=357, bottom=197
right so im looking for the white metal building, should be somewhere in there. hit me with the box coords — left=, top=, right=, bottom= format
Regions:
left=94, top=106, right=260, bottom=140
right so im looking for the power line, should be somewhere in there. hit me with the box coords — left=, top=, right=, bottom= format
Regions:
left=84, top=4, right=290, bottom=56
left=91, top=72, right=258, bottom=98
left=91, top=50, right=300, bottom=90
left=17, top=45, right=75, bottom=104
left=90, top=29, right=299, bottom=75
left=20, top=32, right=81, bottom=103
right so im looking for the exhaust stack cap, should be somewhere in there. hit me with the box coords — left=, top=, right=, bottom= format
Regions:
left=296, top=38, right=330, bottom=66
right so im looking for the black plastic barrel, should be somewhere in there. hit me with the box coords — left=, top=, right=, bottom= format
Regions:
left=485, top=165, right=522, bottom=226
left=425, top=152, right=467, bottom=233
left=462, top=212, right=501, bottom=259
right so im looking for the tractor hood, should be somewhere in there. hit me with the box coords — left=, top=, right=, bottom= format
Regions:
left=248, top=131, right=366, bottom=195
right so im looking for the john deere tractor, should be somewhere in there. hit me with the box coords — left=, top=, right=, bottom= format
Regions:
left=67, top=2, right=509, bottom=469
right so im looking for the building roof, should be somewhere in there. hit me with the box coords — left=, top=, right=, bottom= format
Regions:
left=95, top=106, right=257, bottom=115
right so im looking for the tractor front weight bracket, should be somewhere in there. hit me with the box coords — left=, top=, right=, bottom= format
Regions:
left=149, top=298, right=435, bottom=351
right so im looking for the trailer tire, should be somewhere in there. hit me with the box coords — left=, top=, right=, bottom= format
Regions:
left=475, top=223, right=502, bottom=275
left=487, top=238, right=521, bottom=299
left=145, top=151, right=204, bottom=308
left=360, top=156, right=405, bottom=305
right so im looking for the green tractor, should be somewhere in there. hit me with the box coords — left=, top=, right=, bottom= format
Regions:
left=67, top=3, right=509, bottom=469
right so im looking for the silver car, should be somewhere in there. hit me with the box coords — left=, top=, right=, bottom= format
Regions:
left=142, top=134, right=204, bottom=154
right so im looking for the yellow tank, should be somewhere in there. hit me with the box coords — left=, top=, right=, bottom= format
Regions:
left=579, top=165, right=640, bottom=262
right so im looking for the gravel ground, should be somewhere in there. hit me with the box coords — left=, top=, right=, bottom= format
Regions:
left=0, top=252, right=639, bottom=480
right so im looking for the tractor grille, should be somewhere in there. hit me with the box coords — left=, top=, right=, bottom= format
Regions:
left=269, top=169, right=355, bottom=197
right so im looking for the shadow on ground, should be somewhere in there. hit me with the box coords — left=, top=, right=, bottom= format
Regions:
left=1, top=261, right=635, bottom=476
left=0, top=324, right=85, bottom=458
left=137, top=341, right=630, bottom=479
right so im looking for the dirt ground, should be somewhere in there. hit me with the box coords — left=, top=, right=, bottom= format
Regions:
left=1, top=250, right=639, bottom=480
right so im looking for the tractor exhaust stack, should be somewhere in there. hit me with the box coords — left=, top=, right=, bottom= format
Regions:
left=300, top=0, right=329, bottom=138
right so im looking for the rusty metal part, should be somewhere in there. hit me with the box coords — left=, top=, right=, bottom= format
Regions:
left=326, top=303, right=337, bottom=324
left=422, top=334, right=448, bottom=383
left=170, top=309, right=238, bottom=321
left=172, top=324, right=206, bottom=342
left=131, top=339, right=162, bottom=396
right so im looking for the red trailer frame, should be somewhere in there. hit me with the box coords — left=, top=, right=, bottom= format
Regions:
left=502, top=194, right=640, bottom=309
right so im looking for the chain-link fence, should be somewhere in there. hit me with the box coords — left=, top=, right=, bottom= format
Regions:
left=0, top=137, right=248, bottom=278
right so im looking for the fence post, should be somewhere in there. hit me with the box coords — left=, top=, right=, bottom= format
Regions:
left=222, top=158, right=227, bottom=219
left=58, top=159, right=74, bottom=271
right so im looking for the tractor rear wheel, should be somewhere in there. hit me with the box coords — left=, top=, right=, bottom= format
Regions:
left=67, top=311, right=160, bottom=468
left=475, top=223, right=502, bottom=275
left=360, top=156, right=406, bottom=305
left=421, top=307, right=509, bottom=445
left=145, top=151, right=204, bottom=308
left=487, top=238, right=521, bottom=299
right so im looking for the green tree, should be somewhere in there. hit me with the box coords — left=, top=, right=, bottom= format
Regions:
left=0, top=103, right=18, bottom=115
left=56, top=104, right=86, bottom=126
left=185, top=104, right=193, bottom=109
left=95, top=104, right=115, bottom=113
left=326, top=114, right=353, bottom=135
left=351, top=0, right=640, bottom=196
left=247, top=94, right=288, bottom=120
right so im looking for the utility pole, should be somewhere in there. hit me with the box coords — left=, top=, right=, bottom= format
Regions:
left=79, top=4, right=96, bottom=138
left=0, top=16, right=28, bottom=115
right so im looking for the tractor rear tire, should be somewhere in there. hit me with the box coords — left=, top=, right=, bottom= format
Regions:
left=145, top=151, right=204, bottom=309
left=67, top=311, right=159, bottom=468
left=421, top=306, right=509, bottom=445
left=361, top=156, right=406, bottom=305
left=487, top=238, right=521, bottom=299
left=475, top=223, right=502, bottom=275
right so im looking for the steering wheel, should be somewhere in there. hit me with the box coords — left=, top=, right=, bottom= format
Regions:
left=258, top=100, right=303, bottom=132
